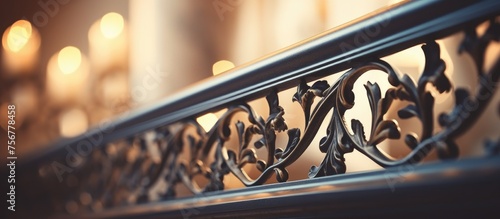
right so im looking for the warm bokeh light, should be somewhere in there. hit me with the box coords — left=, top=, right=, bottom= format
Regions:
left=100, top=12, right=124, bottom=39
left=89, top=12, right=128, bottom=74
left=5, top=20, right=32, bottom=53
left=58, top=46, right=82, bottom=74
left=47, top=48, right=89, bottom=103
left=59, top=108, right=89, bottom=137
left=1, top=20, right=40, bottom=74
left=212, top=60, right=235, bottom=75
left=196, top=113, right=218, bottom=132
left=11, top=83, right=38, bottom=126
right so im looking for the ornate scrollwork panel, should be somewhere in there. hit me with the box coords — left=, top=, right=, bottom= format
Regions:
left=39, top=19, right=500, bottom=214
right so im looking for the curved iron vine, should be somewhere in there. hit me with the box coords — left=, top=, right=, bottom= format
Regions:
left=40, top=20, right=500, bottom=213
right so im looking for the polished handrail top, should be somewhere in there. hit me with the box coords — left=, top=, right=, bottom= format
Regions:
left=25, top=0, right=500, bottom=166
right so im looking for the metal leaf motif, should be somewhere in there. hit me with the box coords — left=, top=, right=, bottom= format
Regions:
left=275, top=128, right=300, bottom=160
left=306, top=19, right=499, bottom=175
left=419, top=41, right=451, bottom=94
left=398, top=104, right=418, bottom=119
left=38, top=20, right=500, bottom=215
left=293, top=80, right=330, bottom=126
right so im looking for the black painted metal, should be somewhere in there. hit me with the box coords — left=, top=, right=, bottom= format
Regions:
left=22, top=0, right=500, bottom=165
left=70, top=156, right=500, bottom=219
left=6, top=1, right=500, bottom=218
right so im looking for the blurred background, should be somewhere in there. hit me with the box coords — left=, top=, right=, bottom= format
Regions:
left=1, top=0, right=499, bottom=180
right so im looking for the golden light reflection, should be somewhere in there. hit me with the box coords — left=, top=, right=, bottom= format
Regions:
left=388, top=0, right=406, bottom=6
left=59, top=108, right=88, bottom=137
left=58, top=46, right=82, bottom=74
left=100, top=12, right=124, bottom=39
left=196, top=113, right=218, bottom=132
left=212, top=60, right=235, bottom=75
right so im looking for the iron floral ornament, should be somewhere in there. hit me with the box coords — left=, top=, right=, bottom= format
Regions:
left=41, top=20, right=500, bottom=213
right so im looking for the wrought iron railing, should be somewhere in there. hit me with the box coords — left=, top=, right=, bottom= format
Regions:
left=8, top=1, right=500, bottom=218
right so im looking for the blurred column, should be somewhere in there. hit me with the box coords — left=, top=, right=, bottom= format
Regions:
left=230, top=0, right=263, bottom=65
left=129, top=0, right=163, bottom=106
left=129, top=0, right=222, bottom=107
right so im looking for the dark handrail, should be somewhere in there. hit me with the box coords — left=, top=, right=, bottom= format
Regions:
left=23, top=0, right=500, bottom=166
left=79, top=156, right=500, bottom=219
left=8, top=1, right=500, bottom=218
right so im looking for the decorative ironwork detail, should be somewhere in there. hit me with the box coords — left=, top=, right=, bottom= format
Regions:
left=39, top=20, right=500, bottom=214
left=308, top=41, right=454, bottom=177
